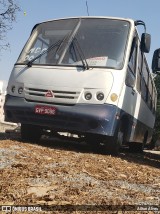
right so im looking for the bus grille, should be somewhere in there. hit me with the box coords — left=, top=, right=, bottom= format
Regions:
left=24, top=87, right=81, bottom=104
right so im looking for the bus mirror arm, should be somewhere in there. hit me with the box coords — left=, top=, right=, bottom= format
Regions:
left=152, top=48, right=160, bottom=74
left=135, top=20, right=151, bottom=53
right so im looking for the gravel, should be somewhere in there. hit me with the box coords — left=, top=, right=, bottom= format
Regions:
left=0, top=132, right=160, bottom=214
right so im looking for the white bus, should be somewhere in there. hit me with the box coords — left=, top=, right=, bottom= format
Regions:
left=4, top=17, right=157, bottom=154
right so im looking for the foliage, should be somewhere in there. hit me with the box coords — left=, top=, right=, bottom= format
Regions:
left=154, top=75, right=160, bottom=100
left=0, top=0, right=20, bottom=50
left=151, top=75, right=160, bottom=146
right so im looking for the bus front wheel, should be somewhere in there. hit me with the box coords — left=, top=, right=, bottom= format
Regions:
left=104, top=123, right=124, bottom=155
left=21, top=124, right=42, bottom=142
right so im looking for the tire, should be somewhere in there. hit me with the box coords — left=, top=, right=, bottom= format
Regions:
left=147, top=139, right=156, bottom=150
left=129, top=142, right=143, bottom=153
left=142, top=132, right=148, bottom=150
left=129, top=133, right=148, bottom=153
left=104, top=122, right=124, bottom=156
left=21, top=124, right=42, bottom=142
left=85, top=134, right=101, bottom=152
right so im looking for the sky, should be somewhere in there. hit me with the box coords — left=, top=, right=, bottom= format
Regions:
left=0, top=0, right=160, bottom=83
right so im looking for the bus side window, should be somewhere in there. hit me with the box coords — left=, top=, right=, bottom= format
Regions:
left=125, top=37, right=137, bottom=88
left=140, top=58, right=148, bottom=102
left=137, top=45, right=154, bottom=111
left=136, top=48, right=142, bottom=93
left=148, top=78, right=153, bottom=110
left=153, top=88, right=157, bottom=114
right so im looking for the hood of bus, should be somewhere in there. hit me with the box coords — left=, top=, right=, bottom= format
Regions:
left=8, top=65, right=114, bottom=105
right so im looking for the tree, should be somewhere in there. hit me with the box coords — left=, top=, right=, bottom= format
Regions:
left=150, top=75, right=160, bottom=148
left=155, top=75, right=160, bottom=100
left=0, top=0, right=20, bottom=50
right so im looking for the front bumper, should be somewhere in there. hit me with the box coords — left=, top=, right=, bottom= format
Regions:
left=4, top=95, right=119, bottom=136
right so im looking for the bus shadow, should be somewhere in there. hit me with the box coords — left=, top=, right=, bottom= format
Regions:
left=119, top=148, right=160, bottom=169
left=37, top=135, right=160, bottom=170
left=1, top=132, right=159, bottom=170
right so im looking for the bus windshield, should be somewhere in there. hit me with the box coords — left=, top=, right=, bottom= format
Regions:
left=17, top=18, right=130, bottom=69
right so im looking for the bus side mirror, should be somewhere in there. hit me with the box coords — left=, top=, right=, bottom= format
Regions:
left=140, top=33, right=151, bottom=53
left=152, top=48, right=160, bottom=74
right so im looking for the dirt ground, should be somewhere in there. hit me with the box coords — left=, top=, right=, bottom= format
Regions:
left=0, top=130, right=160, bottom=214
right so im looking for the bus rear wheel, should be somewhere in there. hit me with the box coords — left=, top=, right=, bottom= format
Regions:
left=129, top=142, right=143, bottom=153
left=21, top=124, right=42, bottom=142
left=129, top=132, right=148, bottom=153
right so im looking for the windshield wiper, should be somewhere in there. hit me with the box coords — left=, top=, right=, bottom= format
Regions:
left=72, top=38, right=89, bottom=70
left=26, top=40, right=62, bottom=67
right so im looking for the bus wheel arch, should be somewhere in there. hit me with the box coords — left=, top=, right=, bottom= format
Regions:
left=104, top=115, right=130, bottom=155
left=118, top=114, right=130, bottom=145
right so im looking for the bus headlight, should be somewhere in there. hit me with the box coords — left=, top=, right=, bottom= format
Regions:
left=18, top=87, right=23, bottom=94
left=11, top=86, right=16, bottom=93
left=10, top=84, right=24, bottom=96
left=97, top=92, right=104, bottom=101
left=84, top=92, right=92, bottom=100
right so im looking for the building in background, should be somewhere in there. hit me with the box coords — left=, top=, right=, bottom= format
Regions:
left=0, top=81, right=17, bottom=132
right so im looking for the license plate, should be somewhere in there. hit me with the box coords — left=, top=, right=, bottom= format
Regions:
left=35, top=105, right=56, bottom=115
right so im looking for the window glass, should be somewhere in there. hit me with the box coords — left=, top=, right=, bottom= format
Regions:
left=126, top=37, right=137, bottom=87
left=148, top=76, right=153, bottom=96
left=141, top=78, right=147, bottom=101
left=136, top=39, right=156, bottom=113
left=143, top=60, right=149, bottom=84
left=136, top=48, right=142, bottom=92
left=128, top=37, right=137, bottom=74
left=17, top=18, right=130, bottom=69
left=17, top=19, right=79, bottom=64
